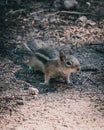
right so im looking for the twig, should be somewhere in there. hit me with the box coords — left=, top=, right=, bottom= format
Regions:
left=81, top=66, right=98, bottom=72
left=60, top=10, right=91, bottom=15
left=94, top=49, right=104, bottom=53
left=89, top=43, right=104, bottom=45
left=30, top=9, right=46, bottom=15
left=30, top=10, right=91, bottom=16
left=45, top=11, right=59, bottom=17
left=82, top=73, right=91, bottom=84
left=6, top=9, right=26, bottom=15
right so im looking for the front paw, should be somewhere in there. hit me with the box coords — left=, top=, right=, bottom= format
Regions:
left=67, top=82, right=74, bottom=86
left=40, top=82, right=49, bottom=86
left=66, top=80, right=74, bottom=86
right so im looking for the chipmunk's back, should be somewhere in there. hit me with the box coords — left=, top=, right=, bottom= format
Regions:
left=26, top=47, right=80, bottom=85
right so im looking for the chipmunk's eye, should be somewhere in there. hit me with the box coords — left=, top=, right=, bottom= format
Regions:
left=66, top=61, right=71, bottom=65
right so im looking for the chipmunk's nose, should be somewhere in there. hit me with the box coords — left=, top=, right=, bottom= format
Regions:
left=77, top=66, right=81, bottom=71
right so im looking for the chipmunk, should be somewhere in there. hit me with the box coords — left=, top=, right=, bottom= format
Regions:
left=23, top=43, right=80, bottom=85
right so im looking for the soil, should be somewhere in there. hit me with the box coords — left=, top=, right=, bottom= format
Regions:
left=0, top=1, right=104, bottom=130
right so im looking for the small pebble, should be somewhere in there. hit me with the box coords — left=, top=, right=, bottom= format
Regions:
left=16, top=100, right=24, bottom=105
left=28, top=87, right=39, bottom=95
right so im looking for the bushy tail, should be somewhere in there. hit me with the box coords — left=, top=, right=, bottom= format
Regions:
left=22, top=39, right=39, bottom=54
left=23, top=42, right=33, bottom=53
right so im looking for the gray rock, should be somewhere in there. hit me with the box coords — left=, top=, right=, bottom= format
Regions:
left=64, top=0, right=78, bottom=10
left=54, top=0, right=78, bottom=10
left=28, top=87, right=39, bottom=95
left=77, top=16, right=88, bottom=22
left=54, top=0, right=62, bottom=10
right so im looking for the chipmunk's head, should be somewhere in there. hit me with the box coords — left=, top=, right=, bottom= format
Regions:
left=60, top=49, right=80, bottom=73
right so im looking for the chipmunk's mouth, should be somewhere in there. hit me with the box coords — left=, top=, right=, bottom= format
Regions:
left=71, top=66, right=81, bottom=72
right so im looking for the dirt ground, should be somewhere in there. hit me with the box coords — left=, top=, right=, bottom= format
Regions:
left=0, top=0, right=104, bottom=130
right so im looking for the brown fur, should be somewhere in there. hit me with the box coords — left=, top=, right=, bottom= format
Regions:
left=27, top=48, right=80, bottom=85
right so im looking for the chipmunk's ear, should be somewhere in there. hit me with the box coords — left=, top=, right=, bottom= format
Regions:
left=59, top=50, right=66, bottom=62
left=69, top=49, right=73, bottom=55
